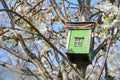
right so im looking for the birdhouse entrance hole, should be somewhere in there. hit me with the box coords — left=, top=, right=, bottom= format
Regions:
left=74, top=37, right=84, bottom=47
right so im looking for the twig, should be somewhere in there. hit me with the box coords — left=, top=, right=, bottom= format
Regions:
left=97, top=28, right=114, bottom=80
left=27, top=0, right=44, bottom=14
left=0, top=0, right=15, bottom=28
left=50, top=0, right=68, bottom=23
left=41, top=55, right=54, bottom=70
left=0, top=45, right=28, bottom=61
left=26, top=67, right=40, bottom=80
left=0, top=61, right=29, bottom=75
left=17, top=34, right=53, bottom=80
left=62, top=0, right=69, bottom=20
left=0, top=9, right=84, bottom=79
left=0, top=61, right=43, bottom=76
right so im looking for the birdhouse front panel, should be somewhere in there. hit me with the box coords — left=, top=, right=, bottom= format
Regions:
left=68, top=30, right=91, bottom=54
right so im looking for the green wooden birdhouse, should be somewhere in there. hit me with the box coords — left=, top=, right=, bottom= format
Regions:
left=65, top=22, right=95, bottom=63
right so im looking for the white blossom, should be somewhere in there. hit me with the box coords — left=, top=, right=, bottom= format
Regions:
left=36, top=23, right=47, bottom=34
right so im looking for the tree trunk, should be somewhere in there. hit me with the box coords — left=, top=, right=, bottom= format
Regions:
left=77, top=0, right=91, bottom=79
left=78, top=0, right=91, bottom=21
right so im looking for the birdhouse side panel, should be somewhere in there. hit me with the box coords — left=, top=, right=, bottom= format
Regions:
left=66, top=30, right=71, bottom=49
left=89, top=36, right=94, bottom=61
left=68, top=30, right=91, bottom=54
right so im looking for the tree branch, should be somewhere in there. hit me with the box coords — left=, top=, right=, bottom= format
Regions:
left=27, top=0, right=44, bottom=14
left=77, top=0, right=83, bottom=17
left=0, top=0, right=15, bottom=28
left=62, top=0, right=69, bottom=20
left=17, top=34, right=53, bottom=80
left=89, top=6, right=108, bottom=20
left=25, top=67, right=40, bottom=80
left=0, top=61, right=43, bottom=76
left=93, top=30, right=117, bottom=56
left=50, top=0, right=68, bottom=23
left=90, top=10, right=101, bottom=19
left=0, top=9, right=84, bottom=79
left=0, top=61, right=32, bottom=75
left=98, top=28, right=114, bottom=80
left=93, top=38, right=107, bottom=56
left=60, top=61, right=68, bottom=80
left=0, top=45, right=28, bottom=61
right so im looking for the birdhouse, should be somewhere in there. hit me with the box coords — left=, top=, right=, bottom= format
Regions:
left=65, top=22, right=95, bottom=63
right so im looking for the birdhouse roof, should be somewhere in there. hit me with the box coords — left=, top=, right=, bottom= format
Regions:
left=65, top=22, right=95, bottom=30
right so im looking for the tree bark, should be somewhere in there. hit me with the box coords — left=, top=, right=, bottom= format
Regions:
left=1, top=0, right=15, bottom=28
left=76, top=0, right=92, bottom=79
left=50, top=0, right=68, bottom=23
left=60, top=61, right=68, bottom=80
left=78, top=0, right=91, bottom=21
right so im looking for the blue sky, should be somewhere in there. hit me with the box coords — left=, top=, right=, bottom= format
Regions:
left=69, top=0, right=99, bottom=4
left=91, top=0, right=99, bottom=4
